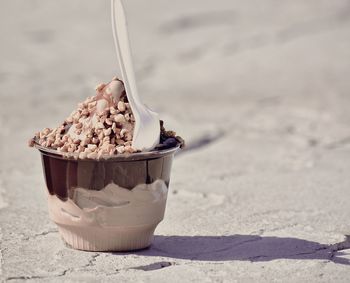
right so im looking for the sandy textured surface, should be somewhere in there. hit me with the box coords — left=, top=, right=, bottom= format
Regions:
left=1, top=0, right=350, bottom=282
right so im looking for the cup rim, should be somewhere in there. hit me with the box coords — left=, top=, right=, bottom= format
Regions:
left=34, top=140, right=180, bottom=162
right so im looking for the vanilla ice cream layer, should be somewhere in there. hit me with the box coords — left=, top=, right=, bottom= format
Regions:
left=48, top=179, right=168, bottom=227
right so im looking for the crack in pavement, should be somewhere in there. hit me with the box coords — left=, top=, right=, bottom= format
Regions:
left=32, top=230, right=57, bottom=238
left=3, top=249, right=98, bottom=281
left=329, top=236, right=350, bottom=264
left=5, top=269, right=70, bottom=282
left=6, top=275, right=46, bottom=281
left=78, top=253, right=101, bottom=271
left=19, top=229, right=58, bottom=241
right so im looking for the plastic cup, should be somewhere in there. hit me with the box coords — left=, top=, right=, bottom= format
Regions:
left=34, top=142, right=179, bottom=251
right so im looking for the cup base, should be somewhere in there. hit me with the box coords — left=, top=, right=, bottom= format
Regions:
left=56, top=223, right=157, bottom=251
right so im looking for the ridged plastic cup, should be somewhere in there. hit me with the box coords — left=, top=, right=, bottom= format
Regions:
left=35, top=142, right=179, bottom=251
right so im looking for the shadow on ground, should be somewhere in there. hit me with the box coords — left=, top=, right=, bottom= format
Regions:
left=116, top=235, right=350, bottom=267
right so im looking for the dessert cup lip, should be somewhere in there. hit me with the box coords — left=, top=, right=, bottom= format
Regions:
left=33, top=140, right=180, bottom=162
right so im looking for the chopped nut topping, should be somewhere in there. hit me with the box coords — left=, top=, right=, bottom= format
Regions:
left=28, top=77, right=183, bottom=159
left=117, top=101, right=126, bottom=112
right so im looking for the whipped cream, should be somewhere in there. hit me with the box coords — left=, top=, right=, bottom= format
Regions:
left=48, top=180, right=168, bottom=227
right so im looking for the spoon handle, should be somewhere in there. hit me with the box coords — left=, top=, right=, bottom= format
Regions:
left=111, top=0, right=141, bottom=111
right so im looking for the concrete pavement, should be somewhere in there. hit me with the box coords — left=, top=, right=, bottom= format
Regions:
left=1, top=0, right=350, bottom=282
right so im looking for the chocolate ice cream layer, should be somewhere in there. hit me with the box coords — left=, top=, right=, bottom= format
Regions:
left=39, top=145, right=178, bottom=201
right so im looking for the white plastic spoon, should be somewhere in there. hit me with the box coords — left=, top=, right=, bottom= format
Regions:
left=111, top=0, right=160, bottom=151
